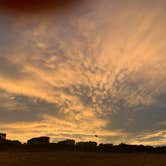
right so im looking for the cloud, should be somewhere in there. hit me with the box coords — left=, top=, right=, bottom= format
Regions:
left=0, top=114, right=124, bottom=143
left=0, top=0, right=165, bottom=144
left=0, top=0, right=83, bottom=14
left=129, top=130, right=166, bottom=146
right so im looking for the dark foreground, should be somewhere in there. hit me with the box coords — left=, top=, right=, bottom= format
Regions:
left=0, top=151, right=166, bottom=166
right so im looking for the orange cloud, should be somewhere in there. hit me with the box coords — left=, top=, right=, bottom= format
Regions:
left=0, top=0, right=165, bottom=144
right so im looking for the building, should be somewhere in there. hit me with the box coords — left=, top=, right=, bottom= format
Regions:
left=0, top=133, right=6, bottom=140
left=76, top=141, right=97, bottom=150
left=57, top=139, right=75, bottom=146
left=27, top=136, right=50, bottom=145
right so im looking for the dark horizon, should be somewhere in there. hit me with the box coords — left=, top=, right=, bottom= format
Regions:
left=1, top=133, right=166, bottom=148
left=1, top=134, right=166, bottom=153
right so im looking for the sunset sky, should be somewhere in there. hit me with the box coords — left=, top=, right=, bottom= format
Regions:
left=0, top=0, right=165, bottom=145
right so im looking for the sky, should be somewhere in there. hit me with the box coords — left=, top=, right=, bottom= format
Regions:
left=0, top=0, right=165, bottom=145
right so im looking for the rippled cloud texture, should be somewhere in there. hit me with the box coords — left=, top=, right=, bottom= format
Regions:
left=0, top=0, right=166, bottom=145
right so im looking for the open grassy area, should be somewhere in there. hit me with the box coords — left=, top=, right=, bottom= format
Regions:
left=0, top=151, right=165, bottom=166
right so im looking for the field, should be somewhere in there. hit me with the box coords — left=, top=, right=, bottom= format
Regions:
left=0, top=151, right=166, bottom=166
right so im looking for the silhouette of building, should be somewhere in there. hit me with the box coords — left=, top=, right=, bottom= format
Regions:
left=76, top=141, right=97, bottom=151
left=27, top=136, right=50, bottom=145
left=57, top=139, right=75, bottom=149
left=57, top=139, right=75, bottom=146
left=0, top=133, right=6, bottom=140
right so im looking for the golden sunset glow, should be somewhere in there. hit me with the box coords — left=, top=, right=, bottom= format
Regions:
left=0, top=0, right=166, bottom=145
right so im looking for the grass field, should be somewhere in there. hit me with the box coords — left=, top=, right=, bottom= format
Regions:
left=0, top=151, right=166, bottom=166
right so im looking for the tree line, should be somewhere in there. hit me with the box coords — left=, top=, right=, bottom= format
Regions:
left=0, top=136, right=166, bottom=153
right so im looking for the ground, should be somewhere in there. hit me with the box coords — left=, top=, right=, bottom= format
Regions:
left=0, top=151, right=165, bottom=166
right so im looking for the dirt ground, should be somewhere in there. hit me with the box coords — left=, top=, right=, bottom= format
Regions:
left=0, top=151, right=165, bottom=166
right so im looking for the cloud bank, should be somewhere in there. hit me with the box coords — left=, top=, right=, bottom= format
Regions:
left=0, top=0, right=165, bottom=144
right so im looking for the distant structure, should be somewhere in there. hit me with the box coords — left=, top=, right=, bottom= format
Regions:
left=76, top=141, right=97, bottom=150
left=27, top=136, right=50, bottom=145
left=0, top=133, right=6, bottom=140
left=57, top=139, right=75, bottom=150
left=57, top=139, right=75, bottom=146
